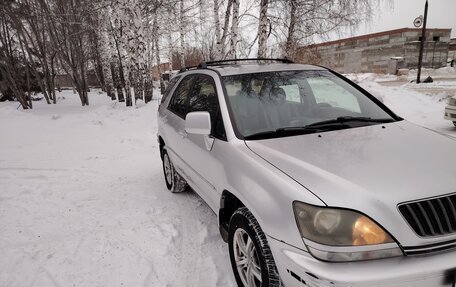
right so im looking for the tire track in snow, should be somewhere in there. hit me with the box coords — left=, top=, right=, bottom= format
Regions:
left=174, top=192, right=205, bottom=286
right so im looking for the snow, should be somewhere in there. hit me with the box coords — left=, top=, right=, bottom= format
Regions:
left=349, top=72, right=456, bottom=136
left=0, top=90, right=235, bottom=287
left=1, top=78, right=455, bottom=286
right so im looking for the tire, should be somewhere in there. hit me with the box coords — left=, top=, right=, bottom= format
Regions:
left=228, top=207, right=282, bottom=287
left=162, top=150, right=188, bottom=193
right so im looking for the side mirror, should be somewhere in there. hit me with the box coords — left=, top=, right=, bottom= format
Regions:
left=185, top=111, right=211, bottom=136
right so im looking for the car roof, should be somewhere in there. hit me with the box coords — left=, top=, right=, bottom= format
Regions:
left=181, top=63, right=327, bottom=77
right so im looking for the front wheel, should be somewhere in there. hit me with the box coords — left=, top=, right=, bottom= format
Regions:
left=162, top=150, right=188, bottom=193
left=228, top=207, right=282, bottom=287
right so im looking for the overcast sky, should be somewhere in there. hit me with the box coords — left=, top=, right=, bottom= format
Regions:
left=349, top=0, right=456, bottom=38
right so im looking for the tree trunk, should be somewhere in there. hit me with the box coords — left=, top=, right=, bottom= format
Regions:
left=284, top=0, right=298, bottom=59
left=111, top=61, right=122, bottom=101
left=98, top=7, right=115, bottom=100
left=213, top=0, right=222, bottom=60
left=227, top=0, right=239, bottom=59
left=257, top=0, right=269, bottom=58
left=179, top=0, right=186, bottom=68
left=220, top=0, right=233, bottom=59
left=114, top=26, right=129, bottom=104
left=166, top=6, right=174, bottom=68
left=153, top=16, right=165, bottom=96
left=18, top=32, right=32, bottom=108
left=50, top=53, right=57, bottom=102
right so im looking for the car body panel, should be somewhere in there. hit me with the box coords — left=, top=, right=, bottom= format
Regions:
left=269, top=236, right=456, bottom=287
left=444, top=96, right=456, bottom=123
left=245, top=120, right=456, bottom=247
left=157, top=63, right=456, bottom=287
left=158, top=69, right=327, bottom=248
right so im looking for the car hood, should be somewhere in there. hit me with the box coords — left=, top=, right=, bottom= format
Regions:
left=245, top=121, right=456, bottom=245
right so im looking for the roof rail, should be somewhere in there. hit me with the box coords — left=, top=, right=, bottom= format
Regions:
left=178, top=58, right=294, bottom=73
left=203, top=58, right=293, bottom=66
left=178, top=62, right=210, bottom=73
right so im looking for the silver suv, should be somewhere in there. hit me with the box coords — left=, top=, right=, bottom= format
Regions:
left=157, top=59, right=456, bottom=287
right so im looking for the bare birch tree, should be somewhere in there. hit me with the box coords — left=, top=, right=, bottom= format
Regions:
left=219, top=0, right=233, bottom=59
left=179, top=0, right=186, bottom=68
left=97, top=1, right=115, bottom=100
left=227, top=0, right=239, bottom=59
left=257, top=0, right=269, bottom=58
left=213, top=0, right=222, bottom=60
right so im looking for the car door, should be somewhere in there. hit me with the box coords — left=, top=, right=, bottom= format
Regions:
left=181, top=73, right=227, bottom=210
left=163, top=75, right=195, bottom=182
left=163, top=73, right=225, bottom=210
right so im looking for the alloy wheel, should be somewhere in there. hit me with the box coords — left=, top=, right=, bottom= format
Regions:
left=233, top=229, right=262, bottom=287
left=163, top=153, right=173, bottom=185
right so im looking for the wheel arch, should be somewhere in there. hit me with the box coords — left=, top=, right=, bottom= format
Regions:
left=219, top=190, right=246, bottom=242
left=158, top=136, right=165, bottom=159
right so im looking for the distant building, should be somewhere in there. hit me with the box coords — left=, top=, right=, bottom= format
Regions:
left=55, top=70, right=100, bottom=89
left=449, top=38, right=456, bottom=66
left=152, top=62, right=173, bottom=81
left=297, top=28, right=452, bottom=74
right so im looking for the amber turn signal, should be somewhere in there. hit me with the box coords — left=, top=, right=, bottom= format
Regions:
left=353, top=216, right=392, bottom=245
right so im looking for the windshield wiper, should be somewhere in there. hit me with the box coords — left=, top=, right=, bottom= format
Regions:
left=305, top=116, right=395, bottom=128
left=243, top=117, right=395, bottom=140
left=244, top=127, right=321, bottom=140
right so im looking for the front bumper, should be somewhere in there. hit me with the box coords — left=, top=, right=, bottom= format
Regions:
left=269, top=236, right=456, bottom=287
left=444, top=105, right=456, bottom=122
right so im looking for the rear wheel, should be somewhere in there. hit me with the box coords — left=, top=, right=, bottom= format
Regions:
left=162, top=150, right=188, bottom=193
left=228, top=207, right=282, bottom=287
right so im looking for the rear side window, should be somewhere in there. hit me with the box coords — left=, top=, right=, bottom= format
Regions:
left=168, top=76, right=194, bottom=118
left=161, top=76, right=181, bottom=104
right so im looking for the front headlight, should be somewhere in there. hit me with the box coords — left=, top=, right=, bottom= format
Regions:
left=293, top=201, right=403, bottom=262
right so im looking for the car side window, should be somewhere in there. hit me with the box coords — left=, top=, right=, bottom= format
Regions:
left=168, top=76, right=194, bottom=118
left=188, top=75, right=226, bottom=140
left=161, top=76, right=181, bottom=104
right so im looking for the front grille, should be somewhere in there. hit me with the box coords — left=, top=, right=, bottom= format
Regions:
left=403, top=239, right=456, bottom=256
left=398, top=194, right=456, bottom=237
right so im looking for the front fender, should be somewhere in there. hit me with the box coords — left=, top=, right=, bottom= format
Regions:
left=215, top=139, right=325, bottom=249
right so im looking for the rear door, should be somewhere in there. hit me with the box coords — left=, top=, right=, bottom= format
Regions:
left=162, top=75, right=194, bottom=180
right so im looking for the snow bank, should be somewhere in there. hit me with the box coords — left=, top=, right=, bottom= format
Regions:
left=355, top=77, right=456, bottom=135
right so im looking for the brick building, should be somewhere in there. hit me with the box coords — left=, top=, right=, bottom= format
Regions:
left=297, top=28, right=452, bottom=74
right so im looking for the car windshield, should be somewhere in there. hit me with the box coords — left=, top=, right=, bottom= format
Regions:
left=222, top=70, right=397, bottom=139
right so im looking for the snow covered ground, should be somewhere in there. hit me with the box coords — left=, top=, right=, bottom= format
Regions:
left=0, top=91, right=235, bottom=287
left=347, top=69, right=456, bottom=136
left=1, top=75, right=455, bottom=287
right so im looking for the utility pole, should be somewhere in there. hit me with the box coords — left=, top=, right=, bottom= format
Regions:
left=417, top=0, right=428, bottom=84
